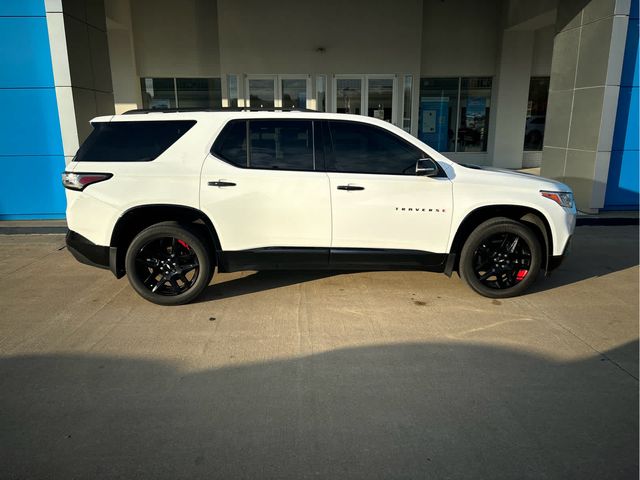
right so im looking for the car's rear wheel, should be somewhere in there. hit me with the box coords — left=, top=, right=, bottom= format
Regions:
left=459, top=217, right=541, bottom=298
left=125, top=222, right=213, bottom=305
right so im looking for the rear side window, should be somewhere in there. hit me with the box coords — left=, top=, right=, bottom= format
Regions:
left=249, top=120, right=313, bottom=170
left=212, top=119, right=315, bottom=171
left=211, top=120, right=247, bottom=167
left=74, top=120, right=196, bottom=162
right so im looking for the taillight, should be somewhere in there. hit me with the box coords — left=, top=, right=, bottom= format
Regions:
left=61, top=172, right=112, bottom=191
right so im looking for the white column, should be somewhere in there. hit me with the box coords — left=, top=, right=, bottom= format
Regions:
left=488, top=30, right=535, bottom=169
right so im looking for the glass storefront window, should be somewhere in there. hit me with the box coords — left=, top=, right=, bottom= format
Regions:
left=418, top=77, right=492, bottom=152
left=402, top=75, right=412, bottom=132
left=140, top=78, right=176, bottom=109
left=281, top=79, right=307, bottom=109
left=458, top=77, right=491, bottom=152
left=316, top=75, right=326, bottom=112
left=336, top=78, right=362, bottom=115
left=141, top=77, right=222, bottom=109
left=227, top=75, right=239, bottom=108
left=418, top=78, right=459, bottom=152
left=524, top=77, right=550, bottom=151
left=176, top=78, right=222, bottom=108
left=367, top=78, right=393, bottom=122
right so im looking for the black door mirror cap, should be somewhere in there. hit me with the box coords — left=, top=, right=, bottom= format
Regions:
left=416, top=158, right=439, bottom=177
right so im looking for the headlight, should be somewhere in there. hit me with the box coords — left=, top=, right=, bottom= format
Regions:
left=540, top=190, right=574, bottom=208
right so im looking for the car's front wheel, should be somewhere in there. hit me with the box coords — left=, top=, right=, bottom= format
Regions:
left=459, top=217, right=542, bottom=298
left=125, top=222, right=213, bottom=305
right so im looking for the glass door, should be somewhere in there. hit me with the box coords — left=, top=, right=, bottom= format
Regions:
left=281, top=77, right=309, bottom=109
left=366, top=77, right=394, bottom=123
left=246, top=76, right=276, bottom=108
left=333, top=75, right=398, bottom=125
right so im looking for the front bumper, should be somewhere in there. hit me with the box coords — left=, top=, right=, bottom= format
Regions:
left=66, top=230, right=110, bottom=270
left=548, top=234, right=572, bottom=272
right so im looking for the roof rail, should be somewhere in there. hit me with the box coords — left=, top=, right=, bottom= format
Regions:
left=123, top=107, right=319, bottom=115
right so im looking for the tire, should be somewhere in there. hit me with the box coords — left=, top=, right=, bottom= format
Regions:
left=459, top=217, right=542, bottom=298
left=125, top=222, right=214, bottom=305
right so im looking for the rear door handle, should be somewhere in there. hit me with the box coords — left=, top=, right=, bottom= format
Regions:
left=337, top=184, right=365, bottom=191
left=208, top=180, right=236, bottom=187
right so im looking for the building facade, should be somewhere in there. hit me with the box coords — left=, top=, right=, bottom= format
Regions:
left=0, top=0, right=637, bottom=219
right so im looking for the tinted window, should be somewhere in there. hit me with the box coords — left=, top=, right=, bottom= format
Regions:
left=249, top=121, right=313, bottom=170
left=328, top=121, right=423, bottom=175
left=212, top=120, right=247, bottom=167
left=75, top=120, right=195, bottom=162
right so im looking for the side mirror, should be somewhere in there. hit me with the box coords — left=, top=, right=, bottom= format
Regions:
left=416, top=158, right=439, bottom=177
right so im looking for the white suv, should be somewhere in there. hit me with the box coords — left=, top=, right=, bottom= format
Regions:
left=62, top=109, right=576, bottom=305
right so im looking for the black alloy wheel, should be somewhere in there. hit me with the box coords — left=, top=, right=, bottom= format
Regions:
left=134, top=236, right=199, bottom=295
left=472, top=232, right=532, bottom=290
left=125, top=222, right=213, bottom=305
left=459, top=217, right=542, bottom=298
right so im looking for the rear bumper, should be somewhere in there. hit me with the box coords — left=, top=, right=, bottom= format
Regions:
left=66, top=230, right=110, bottom=270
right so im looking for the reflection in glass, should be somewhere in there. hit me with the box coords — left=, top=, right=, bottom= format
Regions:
left=281, top=79, right=307, bottom=109
left=248, top=79, right=275, bottom=108
left=140, top=78, right=176, bottom=109
left=316, top=76, right=326, bottom=112
left=402, top=75, right=412, bottom=132
left=418, top=78, right=459, bottom=152
left=227, top=75, right=239, bottom=108
left=458, top=77, right=492, bottom=152
left=249, top=121, right=313, bottom=170
left=367, top=78, right=393, bottom=122
left=176, top=78, right=222, bottom=108
left=524, top=77, right=550, bottom=151
left=336, top=78, right=361, bottom=115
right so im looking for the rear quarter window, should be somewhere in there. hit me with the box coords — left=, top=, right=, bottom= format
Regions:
left=74, top=120, right=196, bottom=161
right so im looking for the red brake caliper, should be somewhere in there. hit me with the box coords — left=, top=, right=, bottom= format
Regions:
left=177, top=239, right=190, bottom=250
left=516, top=269, right=528, bottom=282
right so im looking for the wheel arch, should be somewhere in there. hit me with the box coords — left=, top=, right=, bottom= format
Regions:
left=109, top=204, right=221, bottom=278
left=445, top=204, right=553, bottom=276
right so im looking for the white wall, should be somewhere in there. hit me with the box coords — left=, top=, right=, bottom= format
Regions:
left=105, top=0, right=141, bottom=113
left=216, top=0, right=423, bottom=75
left=130, top=0, right=221, bottom=77
left=420, top=0, right=501, bottom=76
left=531, top=24, right=555, bottom=76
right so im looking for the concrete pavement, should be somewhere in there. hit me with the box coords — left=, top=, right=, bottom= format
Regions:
left=0, top=226, right=638, bottom=479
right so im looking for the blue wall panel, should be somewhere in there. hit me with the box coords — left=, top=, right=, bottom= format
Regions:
left=0, top=89, right=63, bottom=155
left=0, top=0, right=66, bottom=219
left=0, top=155, right=67, bottom=219
left=0, top=0, right=45, bottom=16
left=0, top=17, right=55, bottom=88
left=604, top=9, right=640, bottom=210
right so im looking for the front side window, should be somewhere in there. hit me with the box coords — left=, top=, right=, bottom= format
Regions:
left=75, top=120, right=196, bottom=162
left=328, top=121, right=423, bottom=175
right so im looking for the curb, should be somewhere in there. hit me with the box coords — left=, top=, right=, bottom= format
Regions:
left=576, top=217, right=639, bottom=227
left=0, top=226, right=68, bottom=235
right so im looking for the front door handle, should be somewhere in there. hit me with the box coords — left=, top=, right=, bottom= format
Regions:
left=208, top=180, right=236, bottom=187
left=337, top=184, right=365, bottom=191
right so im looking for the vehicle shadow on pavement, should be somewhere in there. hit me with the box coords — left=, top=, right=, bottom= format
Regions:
left=197, top=226, right=639, bottom=301
left=198, top=270, right=345, bottom=302
left=1, top=341, right=637, bottom=479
